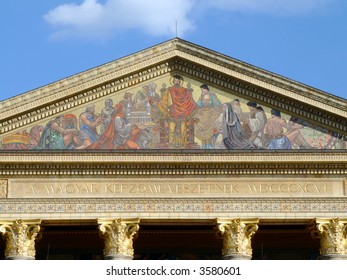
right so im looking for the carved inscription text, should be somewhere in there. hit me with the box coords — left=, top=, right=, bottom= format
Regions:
left=6, top=178, right=344, bottom=199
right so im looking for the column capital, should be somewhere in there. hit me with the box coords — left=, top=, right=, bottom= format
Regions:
left=0, top=219, right=42, bottom=260
left=311, top=218, right=347, bottom=259
left=97, top=218, right=140, bottom=260
left=215, top=218, right=259, bottom=260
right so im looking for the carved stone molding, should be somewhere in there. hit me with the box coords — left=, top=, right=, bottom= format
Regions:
left=0, top=219, right=42, bottom=260
left=0, top=151, right=346, bottom=177
left=1, top=198, right=347, bottom=219
left=215, top=218, right=259, bottom=260
left=0, top=179, right=7, bottom=198
left=311, top=218, right=347, bottom=260
left=1, top=151, right=346, bottom=163
left=1, top=163, right=347, bottom=177
left=97, top=218, right=140, bottom=260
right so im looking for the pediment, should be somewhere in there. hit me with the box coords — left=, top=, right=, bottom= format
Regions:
left=0, top=38, right=346, bottom=151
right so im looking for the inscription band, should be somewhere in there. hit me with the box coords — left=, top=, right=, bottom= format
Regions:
left=5, top=178, right=345, bottom=199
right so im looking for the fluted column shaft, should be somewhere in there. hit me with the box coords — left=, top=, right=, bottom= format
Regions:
left=98, top=218, right=140, bottom=260
left=215, top=218, right=259, bottom=260
left=0, top=219, right=42, bottom=260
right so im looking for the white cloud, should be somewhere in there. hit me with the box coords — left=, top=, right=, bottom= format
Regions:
left=44, top=0, right=336, bottom=41
left=44, top=0, right=196, bottom=40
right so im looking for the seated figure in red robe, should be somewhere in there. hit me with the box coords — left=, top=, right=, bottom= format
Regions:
left=158, top=75, right=197, bottom=148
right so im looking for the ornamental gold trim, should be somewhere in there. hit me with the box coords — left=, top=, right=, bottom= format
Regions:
left=311, top=218, right=347, bottom=257
left=215, top=218, right=259, bottom=258
left=0, top=219, right=42, bottom=259
left=97, top=218, right=140, bottom=259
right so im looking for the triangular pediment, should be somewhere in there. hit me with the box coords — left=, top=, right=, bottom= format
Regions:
left=0, top=38, right=346, bottom=151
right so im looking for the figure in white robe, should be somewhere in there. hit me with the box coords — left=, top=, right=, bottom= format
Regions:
left=215, top=103, right=255, bottom=149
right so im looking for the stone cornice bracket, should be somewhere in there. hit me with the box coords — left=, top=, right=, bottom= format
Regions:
left=310, top=218, right=347, bottom=260
left=215, top=218, right=259, bottom=260
left=0, top=219, right=42, bottom=260
left=97, top=218, right=140, bottom=260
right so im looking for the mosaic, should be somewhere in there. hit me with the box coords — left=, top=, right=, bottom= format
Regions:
left=1, top=74, right=346, bottom=150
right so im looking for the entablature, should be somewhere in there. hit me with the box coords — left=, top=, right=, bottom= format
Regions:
left=0, top=151, right=346, bottom=177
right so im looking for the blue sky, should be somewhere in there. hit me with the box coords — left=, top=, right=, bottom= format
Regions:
left=1, top=0, right=347, bottom=102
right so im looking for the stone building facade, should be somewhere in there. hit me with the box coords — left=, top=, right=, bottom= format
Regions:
left=0, top=39, right=346, bottom=260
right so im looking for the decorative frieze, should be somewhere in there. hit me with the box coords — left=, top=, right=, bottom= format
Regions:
left=98, top=218, right=140, bottom=260
left=215, top=218, right=259, bottom=260
left=0, top=219, right=41, bottom=260
left=0, top=198, right=347, bottom=218
left=1, top=151, right=347, bottom=163
left=1, top=165, right=346, bottom=176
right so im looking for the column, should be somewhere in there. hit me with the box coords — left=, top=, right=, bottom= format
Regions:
left=0, top=219, right=42, bottom=260
left=311, top=218, right=347, bottom=260
left=215, top=218, right=259, bottom=260
left=98, top=218, right=140, bottom=260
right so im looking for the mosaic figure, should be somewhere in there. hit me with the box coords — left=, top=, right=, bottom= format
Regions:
left=158, top=75, right=197, bottom=148
left=263, top=109, right=292, bottom=149
left=37, top=116, right=79, bottom=149
left=195, top=84, right=222, bottom=149
left=90, top=103, right=151, bottom=150
left=100, top=99, right=115, bottom=136
left=222, top=103, right=255, bottom=149
left=285, top=117, right=313, bottom=149
left=29, top=125, right=44, bottom=149
left=243, top=101, right=267, bottom=148
left=78, top=105, right=102, bottom=149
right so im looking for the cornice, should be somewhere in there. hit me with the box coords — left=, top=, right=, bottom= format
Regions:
left=3, top=38, right=346, bottom=116
left=0, top=151, right=346, bottom=163
left=0, top=151, right=346, bottom=177
left=174, top=39, right=347, bottom=114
